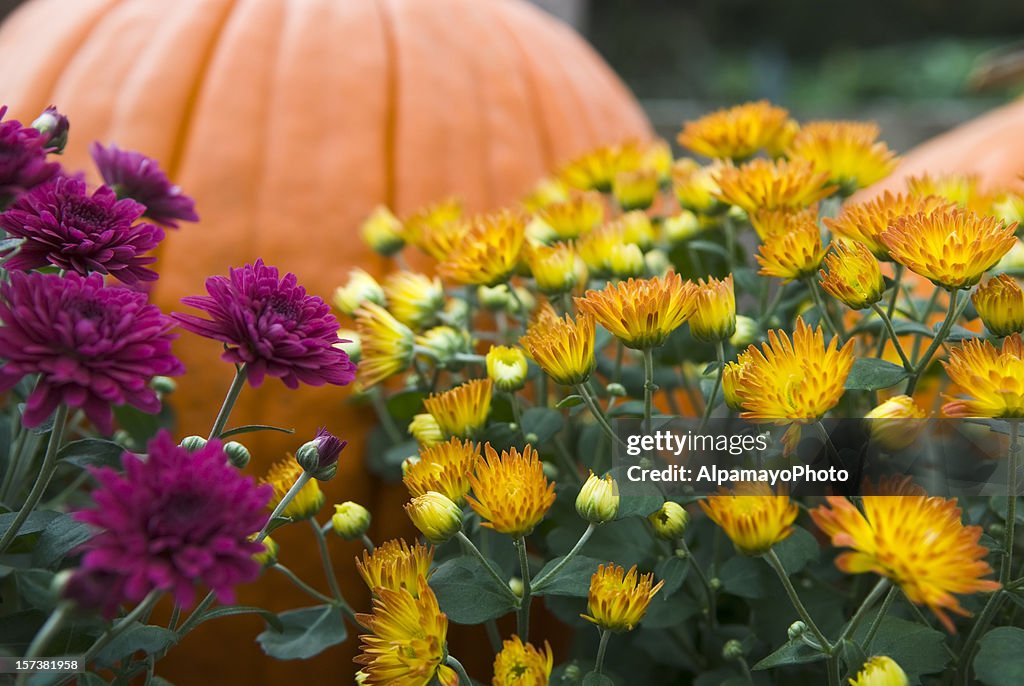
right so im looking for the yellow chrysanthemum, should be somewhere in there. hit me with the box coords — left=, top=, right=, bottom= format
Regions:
left=736, top=317, right=855, bottom=423
left=355, top=579, right=459, bottom=686
left=439, top=210, right=526, bottom=286
left=576, top=273, right=698, bottom=350
left=519, top=305, right=596, bottom=386
left=360, top=205, right=405, bottom=256
left=466, top=444, right=555, bottom=538
left=864, top=395, right=928, bottom=451
left=383, top=272, right=445, bottom=331
left=701, top=482, right=797, bottom=557
left=612, top=167, right=660, bottom=211
left=356, top=539, right=434, bottom=596
left=942, top=334, right=1024, bottom=418
left=403, top=437, right=479, bottom=505
left=662, top=210, right=705, bottom=244
left=402, top=197, right=466, bottom=261
left=423, top=378, right=493, bottom=438
left=973, top=273, right=1024, bottom=337
left=810, top=481, right=1000, bottom=632
left=677, top=100, right=797, bottom=160
left=756, top=217, right=826, bottom=282
left=261, top=458, right=325, bottom=520
left=354, top=302, right=415, bottom=390
left=560, top=141, right=644, bottom=192
left=334, top=268, right=387, bottom=316
left=521, top=176, right=569, bottom=212
left=580, top=563, right=665, bottom=632
left=823, top=191, right=953, bottom=259
left=907, top=172, right=998, bottom=214
left=408, top=413, right=444, bottom=446
left=819, top=240, right=886, bottom=310
left=486, top=345, right=529, bottom=392
left=721, top=352, right=752, bottom=410
left=849, top=656, right=909, bottom=686
left=576, top=223, right=627, bottom=278
left=690, top=274, right=736, bottom=342
left=746, top=206, right=815, bottom=241
left=643, top=139, right=674, bottom=183
left=786, top=121, right=898, bottom=192
left=526, top=242, right=585, bottom=295
left=672, top=158, right=725, bottom=215
left=713, top=158, right=835, bottom=214
left=492, top=635, right=553, bottom=686
left=993, top=192, right=1024, bottom=225
left=880, top=207, right=1018, bottom=290
left=536, top=193, right=605, bottom=241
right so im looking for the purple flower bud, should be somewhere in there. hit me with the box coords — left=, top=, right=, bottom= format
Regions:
left=0, top=105, right=60, bottom=206
left=31, top=106, right=69, bottom=154
left=296, top=427, right=347, bottom=481
left=90, top=142, right=198, bottom=228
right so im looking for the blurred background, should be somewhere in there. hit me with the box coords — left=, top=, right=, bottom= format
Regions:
left=3, top=0, right=1024, bottom=152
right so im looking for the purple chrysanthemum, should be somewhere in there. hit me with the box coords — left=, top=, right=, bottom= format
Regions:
left=0, top=271, right=184, bottom=433
left=71, top=431, right=272, bottom=615
left=90, top=142, right=198, bottom=228
left=173, top=259, right=356, bottom=389
left=0, top=105, right=60, bottom=204
left=0, top=176, right=164, bottom=284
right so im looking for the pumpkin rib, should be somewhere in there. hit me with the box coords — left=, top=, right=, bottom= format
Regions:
left=460, top=0, right=498, bottom=206
left=372, top=0, right=400, bottom=209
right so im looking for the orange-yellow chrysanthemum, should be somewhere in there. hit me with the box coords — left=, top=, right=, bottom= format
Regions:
left=576, top=273, right=698, bottom=349
left=942, top=334, right=1024, bottom=418
left=403, top=437, right=479, bottom=505
left=613, top=167, right=660, bottom=211
left=466, top=443, right=555, bottom=538
left=699, top=481, right=798, bottom=555
left=519, top=305, right=595, bottom=386
left=748, top=206, right=817, bottom=241
left=823, top=191, right=954, bottom=259
left=402, top=197, right=467, bottom=261
left=756, top=215, right=826, bottom=282
left=786, top=120, right=898, bottom=191
left=880, top=207, right=1018, bottom=290
left=355, top=578, right=459, bottom=686
left=736, top=317, right=855, bottom=423
left=439, top=210, right=526, bottom=286
left=559, top=141, right=644, bottom=192
left=973, top=273, right=1024, bottom=337
left=713, top=158, right=836, bottom=214
left=907, top=172, right=999, bottom=214
left=526, top=241, right=586, bottom=296
left=356, top=539, right=434, bottom=596
left=492, top=635, right=553, bottom=686
left=535, top=192, right=606, bottom=241
left=354, top=302, right=415, bottom=389
left=677, top=100, right=797, bottom=160
left=581, top=563, right=665, bottom=632
left=423, top=378, right=493, bottom=438
left=819, top=240, right=886, bottom=310
left=690, top=274, right=736, bottom=342
left=810, top=480, right=1000, bottom=632
left=383, top=271, right=445, bottom=331
left=672, top=158, right=725, bottom=214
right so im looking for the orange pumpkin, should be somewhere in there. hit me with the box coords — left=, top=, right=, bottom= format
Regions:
left=0, top=0, right=651, bottom=682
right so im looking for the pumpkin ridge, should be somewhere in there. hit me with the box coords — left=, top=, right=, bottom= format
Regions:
left=460, top=0, right=498, bottom=207
left=372, top=0, right=399, bottom=209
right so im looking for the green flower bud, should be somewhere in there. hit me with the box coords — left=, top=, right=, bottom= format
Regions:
left=180, top=435, right=208, bottom=452
left=508, top=577, right=525, bottom=598
left=648, top=501, right=690, bottom=541
left=722, top=639, right=744, bottom=661
left=404, top=491, right=463, bottom=544
left=787, top=620, right=808, bottom=641
left=605, top=382, right=627, bottom=397
left=331, top=502, right=372, bottom=540
left=575, top=472, right=620, bottom=524
left=729, top=315, right=760, bottom=348
left=224, top=441, right=251, bottom=469
left=478, top=284, right=512, bottom=311
left=151, top=376, right=177, bottom=395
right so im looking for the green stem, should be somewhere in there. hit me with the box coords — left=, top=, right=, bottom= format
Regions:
left=594, top=629, right=612, bottom=675
left=271, top=564, right=332, bottom=603
left=737, top=657, right=754, bottom=685
left=807, top=278, right=844, bottom=343
left=515, top=537, right=532, bottom=641
left=860, top=584, right=898, bottom=651
left=446, top=654, right=473, bottom=686
left=310, top=518, right=347, bottom=605
left=906, top=288, right=964, bottom=396
left=369, top=386, right=403, bottom=444
left=256, top=472, right=311, bottom=541
left=869, top=303, right=913, bottom=372
left=361, top=534, right=375, bottom=553
left=173, top=591, right=216, bottom=639
left=454, top=532, right=518, bottom=602
left=80, top=590, right=163, bottom=665
left=836, top=578, right=891, bottom=645
left=209, top=365, right=247, bottom=440
left=533, top=523, right=596, bottom=589
left=1003, top=420, right=1020, bottom=586
left=765, top=549, right=832, bottom=653
left=0, top=404, right=68, bottom=554
left=577, top=384, right=625, bottom=448
left=874, top=264, right=904, bottom=357
left=643, top=348, right=655, bottom=435
left=758, top=283, right=786, bottom=327
left=699, top=341, right=726, bottom=431
left=959, top=590, right=1005, bottom=685
left=15, top=603, right=73, bottom=686
left=679, top=538, right=716, bottom=630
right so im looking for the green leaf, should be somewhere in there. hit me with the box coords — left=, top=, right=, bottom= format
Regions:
left=843, top=358, right=910, bottom=391
left=33, top=514, right=91, bottom=568
left=718, top=528, right=817, bottom=600
left=0, top=510, right=60, bottom=538
left=974, top=627, right=1024, bottom=686
left=582, top=673, right=615, bottom=686
left=851, top=614, right=950, bottom=680
left=256, top=605, right=347, bottom=660
left=640, top=589, right=700, bottom=629
left=16, top=569, right=56, bottom=611
left=95, top=623, right=177, bottom=667
left=556, top=394, right=585, bottom=409
left=520, top=407, right=564, bottom=446
left=690, top=239, right=730, bottom=258
left=430, top=557, right=517, bottom=623
left=57, top=439, right=124, bottom=470
left=654, top=556, right=688, bottom=597
left=112, top=404, right=163, bottom=445
left=532, top=555, right=604, bottom=597
left=752, top=638, right=826, bottom=669
left=773, top=527, right=819, bottom=575
left=608, top=400, right=645, bottom=418
left=219, top=424, right=295, bottom=439
left=944, top=324, right=979, bottom=342
left=183, top=605, right=284, bottom=633
left=385, top=390, right=426, bottom=421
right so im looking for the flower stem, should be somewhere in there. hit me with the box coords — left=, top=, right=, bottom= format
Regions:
left=15, top=602, right=73, bottom=686
left=80, top=590, right=163, bottom=665
left=699, top=341, right=726, bottom=431
left=173, top=590, right=216, bottom=639
left=209, top=365, right=247, bottom=440
left=369, top=386, right=403, bottom=444
left=271, top=564, right=333, bottom=604
left=874, top=264, right=904, bottom=354
left=869, top=303, right=913, bottom=372
left=1002, top=420, right=1020, bottom=586
left=577, top=384, right=625, bottom=448
left=309, top=518, right=348, bottom=607
left=361, top=534, right=375, bottom=553
left=515, top=537, right=532, bottom=641
left=905, top=288, right=964, bottom=396
left=446, top=654, right=473, bottom=686
left=256, top=472, right=311, bottom=541
left=765, top=548, right=832, bottom=654
left=454, top=532, right=518, bottom=602
left=807, top=278, right=844, bottom=344
left=642, top=348, right=656, bottom=435
left=861, top=583, right=898, bottom=651
left=533, top=523, right=596, bottom=590
left=836, top=578, right=890, bottom=645
left=0, top=404, right=68, bottom=555
left=594, top=629, right=612, bottom=675
left=679, top=538, right=716, bottom=630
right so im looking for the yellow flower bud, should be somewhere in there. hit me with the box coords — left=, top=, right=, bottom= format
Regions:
left=729, top=315, right=759, bottom=348
left=849, top=656, right=908, bottom=686
left=333, top=269, right=385, bottom=316
left=865, top=395, right=927, bottom=451
left=644, top=248, right=671, bottom=277
left=477, top=284, right=512, bottom=311
left=415, top=326, right=472, bottom=365
left=690, top=275, right=736, bottom=342
left=335, top=329, right=361, bottom=363
left=613, top=168, right=659, bottom=211
left=819, top=240, right=886, bottom=310
left=527, top=242, right=584, bottom=295
left=404, top=491, right=463, bottom=544
left=331, top=501, right=372, bottom=540
left=648, top=501, right=689, bottom=540
left=721, top=354, right=751, bottom=411
left=672, top=158, right=724, bottom=215
left=359, top=205, right=405, bottom=256
left=575, top=472, right=620, bottom=524
left=662, top=210, right=703, bottom=244
left=409, top=413, right=444, bottom=446
left=609, top=243, right=646, bottom=278
left=486, top=345, right=529, bottom=392
left=252, top=535, right=278, bottom=567
left=973, top=273, right=1024, bottom=337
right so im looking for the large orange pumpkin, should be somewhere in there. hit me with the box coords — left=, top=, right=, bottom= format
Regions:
left=0, top=0, right=651, bottom=682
